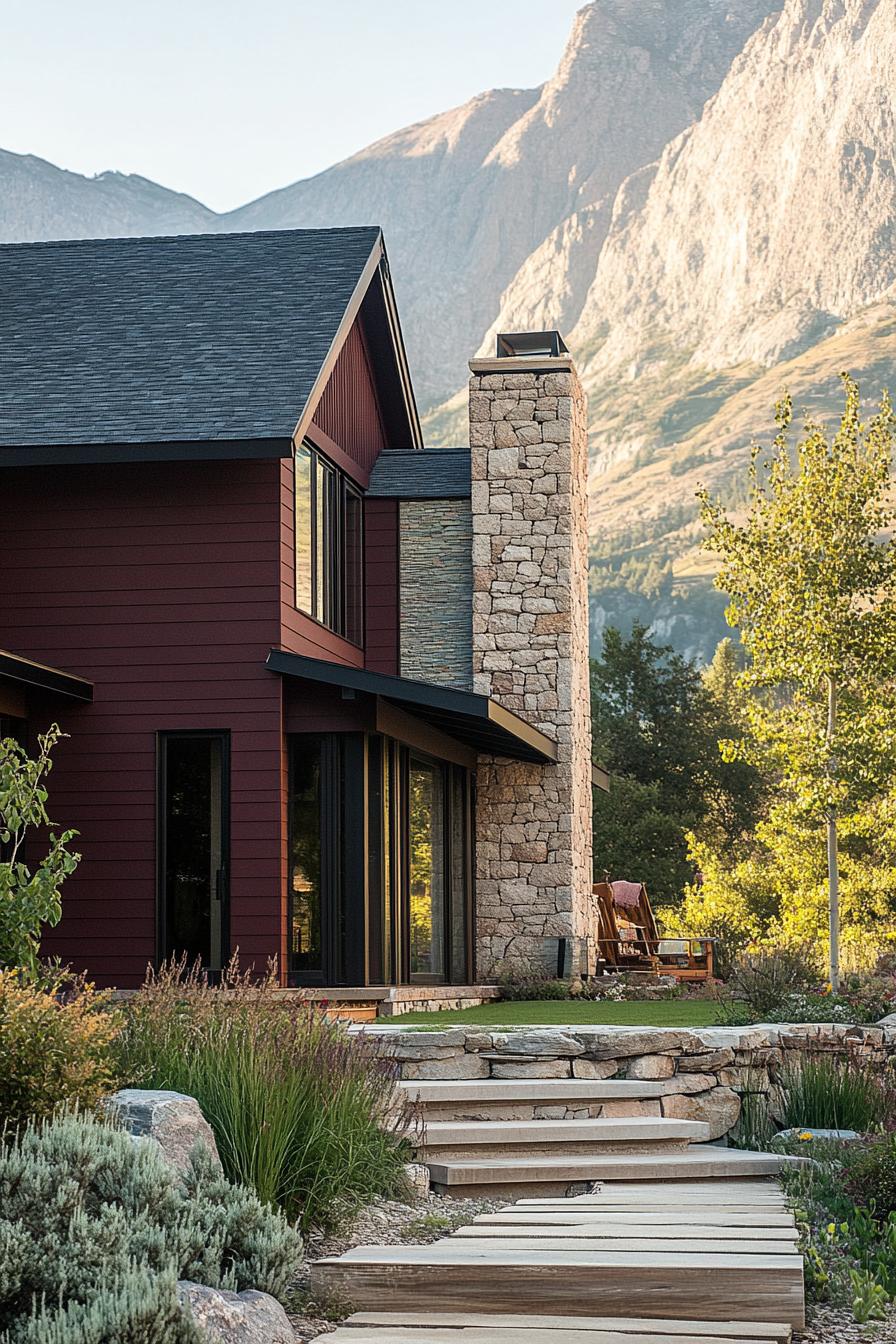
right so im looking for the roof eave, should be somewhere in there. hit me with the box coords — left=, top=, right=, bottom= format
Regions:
left=266, top=648, right=556, bottom=764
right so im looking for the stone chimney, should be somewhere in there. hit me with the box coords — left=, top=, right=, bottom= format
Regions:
left=469, top=331, right=594, bottom=978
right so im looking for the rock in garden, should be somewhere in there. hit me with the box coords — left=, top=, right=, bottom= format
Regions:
left=106, top=1088, right=222, bottom=1175
left=404, top=1162, right=431, bottom=1197
left=177, top=1282, right=293, bottom=1343
left=661, top=1085, right=741, bottom=1139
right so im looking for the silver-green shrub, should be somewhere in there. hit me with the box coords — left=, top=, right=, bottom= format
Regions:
left=0, top=1111, right=303, bottom=1342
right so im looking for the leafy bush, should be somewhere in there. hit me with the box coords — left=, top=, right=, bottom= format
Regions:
left=725, top=944, right=820, bottom=1017
left=780, top=1055, right=889, bottom=1132
left=845, top=1134, right=896, bottom=1219
left=0, top=969, right=120, bottom=1131
left=0, top=1109, right=302, bottom=1342
left=0, top=727, right=80, bottom=976
left=116, top=959, right=411, bottom=1230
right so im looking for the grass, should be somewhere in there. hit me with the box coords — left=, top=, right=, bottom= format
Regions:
left=780, top=1055, right=891, bottom=1132
left=117, top=959, right=412, bottom=1231
left=376, top=998, right=724, bottom=1027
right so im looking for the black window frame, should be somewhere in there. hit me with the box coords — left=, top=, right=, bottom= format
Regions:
left=294, top=441, right=365, bottom=647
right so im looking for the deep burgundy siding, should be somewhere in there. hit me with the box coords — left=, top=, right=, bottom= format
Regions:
left=0, top=461, right=284, bottom=988
left=364, top=499, right=400, bottom=675
left=311, top=320, right=387, bottom=472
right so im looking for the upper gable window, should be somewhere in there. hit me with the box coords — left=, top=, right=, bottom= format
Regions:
left=295, top=443, right=364, bottom=646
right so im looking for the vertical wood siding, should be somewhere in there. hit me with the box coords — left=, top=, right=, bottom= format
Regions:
left=364, top=498, right=400, bottom=675
left=311, top=319, right=387, bottom=471
left=0, top=461, right=284, bottom=988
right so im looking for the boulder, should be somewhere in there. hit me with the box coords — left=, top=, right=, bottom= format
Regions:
left=498, top=1031, right=584, bottom=1057
left=404, top=1162, right=431, bottom=1197
left=661, top=1085, right=741, bottom=1140
left=491, top=1059, right=572, bottom=1079
left=386, top=1030, right=466, bottom=1060
left=677, top=1049, right=734, bottom=1071
left=107, top=1089, right=222, bottom=1175
left=400, top=1054, right=489, bottom=1080
left=626, top=1054, right=676, bottom=1080
left=572, top=1059, right=620, bottom=1080
left=177, top=1283, right=293, bottom=1343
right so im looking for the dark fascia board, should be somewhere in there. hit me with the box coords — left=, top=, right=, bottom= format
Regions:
left=266, top=648, right=557, bottom=764
left=0, top=651, right=93, bottom=702
left=0, top=437, right=292, bottom=468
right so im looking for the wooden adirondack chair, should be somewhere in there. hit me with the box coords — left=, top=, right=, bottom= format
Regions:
left=591, top=880, right=715, bottom=981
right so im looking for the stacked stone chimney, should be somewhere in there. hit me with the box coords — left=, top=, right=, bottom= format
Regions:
left=469, top=338, right=594, bottom=977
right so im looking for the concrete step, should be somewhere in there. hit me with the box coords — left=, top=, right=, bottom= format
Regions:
left=311, top=1244, right=804, bottom=1329
left=400, top=1078, right=669, bottom=1122
left=329, top=1313, right=792, bottom=1344
left=416, top=1116, right=710, bottom=1160
left=425, top=1147, right=798, bottom=1198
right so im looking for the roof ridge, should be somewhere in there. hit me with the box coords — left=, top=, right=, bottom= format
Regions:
left=0, top=225, right=383, bottom=254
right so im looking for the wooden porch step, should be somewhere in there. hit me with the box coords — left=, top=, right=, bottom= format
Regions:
left=416, top=1116, right=710, bottom=1159
left=311, top=1244, right=804, bottom=1328
left=329, top=1313, right=791, bottom=1343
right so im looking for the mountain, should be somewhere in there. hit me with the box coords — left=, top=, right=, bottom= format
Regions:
left=0, top=148, right=213, bottom=241
left=223, top=0, right=778, bottom=409
left=3, top=0, right=895, bottom=661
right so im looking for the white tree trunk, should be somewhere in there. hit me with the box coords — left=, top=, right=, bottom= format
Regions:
left=826, top=677, right=840, bottom=992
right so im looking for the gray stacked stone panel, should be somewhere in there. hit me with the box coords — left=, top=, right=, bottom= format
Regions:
left=399, top=499, right=473, bottom=690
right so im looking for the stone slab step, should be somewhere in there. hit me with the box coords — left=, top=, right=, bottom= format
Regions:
left=402, top=1080, right=670, bottom=1103
left=338, top=1313, right=790, bottom=1343
left=311, top=1245, right=804, bottom=1329
left=416, top=1116, right=711, bottom=1158
left=426, top=1148, right=796, bottom=1196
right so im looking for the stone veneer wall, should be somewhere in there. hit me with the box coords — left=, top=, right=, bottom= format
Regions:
left=369, top=1022, right=895, bottom=1140
left=399, top=499, right=473, bottom=690
left=469, top=357, right=594, bottom=976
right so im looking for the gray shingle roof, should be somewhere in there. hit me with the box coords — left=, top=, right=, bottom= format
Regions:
left=367, top=449, right=471, bottom=498
left=0, top=227, right=381, bottom=448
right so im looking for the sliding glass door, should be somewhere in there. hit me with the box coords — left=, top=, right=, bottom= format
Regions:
left=287, top=732, right=473, bottom=988
left=157, top=731, right=229, bottom=976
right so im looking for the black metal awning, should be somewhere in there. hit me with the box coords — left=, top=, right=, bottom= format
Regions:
left=266, top=649, right=557, bottom=764
left=0, top=650, right=94, bottom=703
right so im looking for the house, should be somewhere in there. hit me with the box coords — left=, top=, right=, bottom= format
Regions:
left=0, top=228, right=596, bottom=997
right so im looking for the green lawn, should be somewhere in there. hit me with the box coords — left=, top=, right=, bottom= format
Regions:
left=377, top=998, right=725, bottom=1028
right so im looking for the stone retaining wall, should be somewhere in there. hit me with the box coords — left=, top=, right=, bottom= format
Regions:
left=369, top=1023, right=895, bottom=1140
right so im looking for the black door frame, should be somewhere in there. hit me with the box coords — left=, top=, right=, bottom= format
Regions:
left=156, top=729, right=231, bottom=977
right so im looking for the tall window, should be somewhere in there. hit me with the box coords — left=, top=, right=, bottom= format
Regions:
left=295, top=443, right=364, bottom=645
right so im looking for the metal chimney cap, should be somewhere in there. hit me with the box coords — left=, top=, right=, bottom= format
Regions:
left=495, top=330, right=569, bottom=359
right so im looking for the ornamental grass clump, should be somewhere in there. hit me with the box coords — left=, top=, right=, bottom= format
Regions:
left=116, top=958, right=412, bottom=1230
left=0, top=1109, right=302, bottom=1343
left=780, top=1054, right=889, bottom=1133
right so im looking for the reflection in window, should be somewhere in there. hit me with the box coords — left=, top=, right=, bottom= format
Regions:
left=409, top=759, right=446, bottom=980
left=295, top=441, right=364, bottom=645
left=295, top=446, right=313, bottom=613
left=289, top=737, right=322, bottom=975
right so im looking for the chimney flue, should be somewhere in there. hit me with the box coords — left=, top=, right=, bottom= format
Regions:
left=495, top=330, right=569, bottom=360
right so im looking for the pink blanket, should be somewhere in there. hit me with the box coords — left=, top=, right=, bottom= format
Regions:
left=611, top=880, right=643, bottom=908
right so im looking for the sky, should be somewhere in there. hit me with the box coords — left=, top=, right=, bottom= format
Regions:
left=1, top=1, right=585, bottom=214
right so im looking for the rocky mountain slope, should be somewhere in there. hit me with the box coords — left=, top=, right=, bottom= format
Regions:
left=3, top=0, right=895, bottom=659
left=0, top=148, right=213, bottom=241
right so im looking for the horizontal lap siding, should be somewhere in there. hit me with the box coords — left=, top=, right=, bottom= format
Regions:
left=1, top=461, right=284, bottom=988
